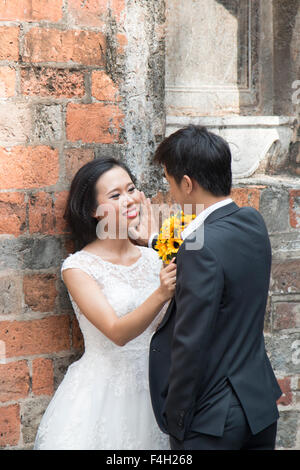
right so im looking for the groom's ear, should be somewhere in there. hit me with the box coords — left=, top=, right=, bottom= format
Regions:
left=182, top=175, right=193, bottom=195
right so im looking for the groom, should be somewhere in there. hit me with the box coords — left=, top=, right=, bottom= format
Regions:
left=133, top=125, right=282, bottom=450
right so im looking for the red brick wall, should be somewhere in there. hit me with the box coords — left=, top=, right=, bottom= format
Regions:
left=0, top=0, right=126, bottom=449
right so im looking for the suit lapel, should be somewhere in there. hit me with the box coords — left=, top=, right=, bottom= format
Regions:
left=154, top=203, right=240, bottom=334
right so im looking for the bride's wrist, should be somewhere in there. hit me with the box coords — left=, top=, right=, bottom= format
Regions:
left=155, top=287, right=168, bottom=305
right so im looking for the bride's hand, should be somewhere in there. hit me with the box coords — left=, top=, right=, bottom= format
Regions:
left=128, top=191, right=159, bottom=246
left=158, top=258, right=177, bottom=302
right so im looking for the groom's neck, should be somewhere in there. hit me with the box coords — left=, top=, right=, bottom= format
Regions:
left=192, top=191, right=231, bottom=215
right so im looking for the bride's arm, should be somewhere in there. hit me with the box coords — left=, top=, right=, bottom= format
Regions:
left=62, top=261, right=176, bottom=347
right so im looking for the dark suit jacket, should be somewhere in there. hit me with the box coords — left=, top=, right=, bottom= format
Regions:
left=149, top=202, right=282, bottom=442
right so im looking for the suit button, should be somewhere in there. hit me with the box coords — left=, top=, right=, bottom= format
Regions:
left=152, top=348, right=159, bottom=352
left=177, top=419, right=183, bottom=428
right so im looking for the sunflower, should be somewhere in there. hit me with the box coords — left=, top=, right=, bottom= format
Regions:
left=155, top=211, right=196, bottom=264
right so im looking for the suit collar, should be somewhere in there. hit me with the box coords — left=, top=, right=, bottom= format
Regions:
left=204, top=201, right=240, bottom=225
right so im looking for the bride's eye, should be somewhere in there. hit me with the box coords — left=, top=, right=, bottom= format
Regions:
left=128, top=186, right=136, bottom=192
left=110, top=194, right=120, bottom=199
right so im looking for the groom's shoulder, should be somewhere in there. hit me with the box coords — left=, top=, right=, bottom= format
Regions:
left=233, top=205, right=267, bottom=226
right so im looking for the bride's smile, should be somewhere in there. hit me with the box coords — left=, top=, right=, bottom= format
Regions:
left=93, top=165, right=141, bottom=234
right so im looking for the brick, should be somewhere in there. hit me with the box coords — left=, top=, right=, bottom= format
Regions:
left=64, top=148, right=94, bottom=183
left=91, top=70, right=120, bottom=102
left=111, top=0, right=125, bottom=21
left=66, top=103, right=124, bottom=143
left=231, top=187, right=262, bottom=210
left=273, top=303, right=300, bottom=330
left=0, top=360, right=30, bottom=402
left=0, top=316, right=70, bottom=358
left=116, top=33, right=127, bottom=54
left=0, top=192, right=26, bottom=236
left=271, top=259, right=300, bottom=294
left=0, top=66, right=16, bottom=97
left=0, top=146, right=59, bottom=190
left=0, top=0, right=63, bottom=22
left=23, top=274, right=57, bottom=312
left=32, top=358, right=54, bottom=396
left=28, top=192, right=54, bottom=235
left=0, top=27, right=19, bottom=61
left=0, top=271, right=23, bottom=315
left=277, top=377, right=293, bottom=406
left=290, top=190, right=300, bottom=229
left=54, top=191, right=70, bottom=234
left=20, top=67, right=85, bottom=99
left=72, top=316, right=84, bottom=351
left=0, top=103, right=31, bottom=144
left=0, top=404, right=20, bottom=447
left=68, top=0, right=125, bottom=27
left=23, top=28, right=105, bottom=66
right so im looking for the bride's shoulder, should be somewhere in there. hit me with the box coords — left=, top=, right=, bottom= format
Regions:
left=60, top=250, right=94, bottom=279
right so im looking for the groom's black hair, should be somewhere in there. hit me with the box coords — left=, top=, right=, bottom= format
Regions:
left=154, top=124, right=232, bottom=196
left=63, top=157, right=136, bottom=251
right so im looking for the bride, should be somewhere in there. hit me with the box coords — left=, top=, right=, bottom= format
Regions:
left=33, top=157, right=176, bottom=450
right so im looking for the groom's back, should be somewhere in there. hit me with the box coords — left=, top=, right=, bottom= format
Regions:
left=205, top=205, right=271, bottom=353
left=192, top=205, right=281, bottom=436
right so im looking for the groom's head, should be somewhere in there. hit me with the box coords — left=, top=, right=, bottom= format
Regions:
left=154, top=125, right=232, bottom=208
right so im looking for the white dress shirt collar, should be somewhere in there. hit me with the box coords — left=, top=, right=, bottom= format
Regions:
left=181, top=198, right=233, bottom=241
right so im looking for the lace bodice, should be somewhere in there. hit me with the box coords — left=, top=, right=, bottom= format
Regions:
left=61, top=245, right=167, bottom=360
left=33, top=246, right=171, bottom=450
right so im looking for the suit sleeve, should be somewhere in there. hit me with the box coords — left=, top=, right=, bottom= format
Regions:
left=163, top=242, right=224, bottom=441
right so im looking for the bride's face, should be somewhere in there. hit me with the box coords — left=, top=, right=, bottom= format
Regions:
left=93, top=166, right=141, bottom=236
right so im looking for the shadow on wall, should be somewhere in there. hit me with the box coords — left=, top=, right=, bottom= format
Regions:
left=216, top=0, right=300, bottom=116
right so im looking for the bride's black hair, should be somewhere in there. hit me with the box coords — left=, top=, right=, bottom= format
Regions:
left=63, top=157, right=137, bottom=251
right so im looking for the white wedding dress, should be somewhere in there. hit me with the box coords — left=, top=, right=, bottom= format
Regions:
left=33, top=246, right=170, bottom=450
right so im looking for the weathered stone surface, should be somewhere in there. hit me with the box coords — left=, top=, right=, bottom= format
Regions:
left=271, top=259, right=300, bottom=294
left=273, top=0, right=300, bottom=115
left=260, top=188, right=290, bottom=233
left=22, top=237, right=63, bottom=270
left=166, top=116, right=296, bottom=179
left=267, top=332, right=300, bottom=374
left=0, top=272, right=23, bottom=315
left=53, top=352, right=83, bottom=392
left=273, top=302, right=300, bottom=331
left=276, top=411, right=299, bottom=449
left=270, top=232, right=300, bottom=258
left=165, top=0, right=259, bottom=115
left=32, top=105, right=63, bottom=142
left=0, top=104, right=31, bottom=144
left=121, top=0, right=166, bottom=197
left=20, top=397, right=52, bottom=444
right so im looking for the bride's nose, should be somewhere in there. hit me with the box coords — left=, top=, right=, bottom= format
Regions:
left=121, top=192, right=135, bottom=206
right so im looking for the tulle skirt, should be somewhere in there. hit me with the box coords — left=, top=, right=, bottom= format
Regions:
left=33, top=351, right=170, bottom=450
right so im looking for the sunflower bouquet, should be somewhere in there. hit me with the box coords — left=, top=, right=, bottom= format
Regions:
left=154, top=211, right=196, bottom=264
